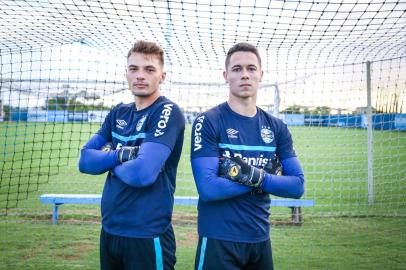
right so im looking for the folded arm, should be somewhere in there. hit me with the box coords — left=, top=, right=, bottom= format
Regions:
left=192, top=157, right=252, bottom=202
left=261, top=156, right=305, bottom=198
left=78, top=134, right=120, bottom=175
left=112, top=142, right=171, bottom=188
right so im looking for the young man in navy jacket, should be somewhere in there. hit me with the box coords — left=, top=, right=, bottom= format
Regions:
left=191, top=42, right=305, bottom=270
left=79, top=41, right=185, bottom=270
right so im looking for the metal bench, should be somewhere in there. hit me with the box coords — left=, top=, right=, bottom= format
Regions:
left=40, top=194, right=314, bottom=225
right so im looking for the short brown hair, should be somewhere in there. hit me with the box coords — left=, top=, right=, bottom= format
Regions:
left=225, top=42, right=261, bottom=68
left=127, top=41, right=164, bottom=66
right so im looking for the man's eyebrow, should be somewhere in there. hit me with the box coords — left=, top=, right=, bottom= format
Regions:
left=128, top=65, right=156, bottom=69
left=128, top=64, right=157, bottom=69
left=231, top=64, right=258, bottom=68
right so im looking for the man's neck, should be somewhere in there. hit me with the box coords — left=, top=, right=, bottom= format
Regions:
left=227, top=96, right=257, bottom=117
left=134, top=91, right=161, bottom=110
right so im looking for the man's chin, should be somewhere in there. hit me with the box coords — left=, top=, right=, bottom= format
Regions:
left=235, top=92, right=255, bottom=99
left=131, top=91, right=152, bottom=97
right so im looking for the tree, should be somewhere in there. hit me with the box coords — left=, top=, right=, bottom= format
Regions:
left=46, top=96, right=68, bottom=110
left=45, top=96, right=109, bottom=111
left=280, top=105, right=310, bottom=114
left=311, top=106, right=331, bottom=115
left=3, top=105, right=10, bottom=120
left=375, top=93, right=402, bottom=113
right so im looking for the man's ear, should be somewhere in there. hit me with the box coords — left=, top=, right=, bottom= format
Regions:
left=160, top=71, right=166, bottom=83
left=223, top=70, right=228, bottom=83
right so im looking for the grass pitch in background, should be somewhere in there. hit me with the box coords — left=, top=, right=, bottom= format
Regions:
left=1, top=216, right=405, bottom=270
left=0, top=123, right=406, bottom=269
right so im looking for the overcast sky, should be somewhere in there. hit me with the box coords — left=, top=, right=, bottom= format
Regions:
left=1, top=0, right=405, bottom=112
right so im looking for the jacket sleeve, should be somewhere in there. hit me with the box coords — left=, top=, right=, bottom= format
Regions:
left=112, top=142, right=171, bottom=187
left=78, top=134, right=120, bottom=175
left=260, top=156, right=305, bottom=198
left=192, top=157, right=252, bottom=202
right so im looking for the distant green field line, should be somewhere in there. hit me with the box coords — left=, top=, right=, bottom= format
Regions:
left=1, top=122, right=405, bottom=213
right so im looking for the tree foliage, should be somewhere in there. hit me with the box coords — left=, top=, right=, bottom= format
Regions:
left=280, top=105, right=310, bottom=114
left=45, top=96, right=109, bottom=111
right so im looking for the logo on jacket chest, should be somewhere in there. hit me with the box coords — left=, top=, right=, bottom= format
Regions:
left=136, top=115, right=146, bottom=131
left=226, top=128, right=239, bottom=139
left=260, top=126, right=274, bottom=144
left=116, top=119, right=127, bottom=129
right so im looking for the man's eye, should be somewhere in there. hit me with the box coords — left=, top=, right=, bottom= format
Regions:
left=232, top=67, right=241, bottom=72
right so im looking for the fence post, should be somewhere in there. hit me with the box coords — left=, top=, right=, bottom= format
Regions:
left=366, top=61, right=374, bottom=204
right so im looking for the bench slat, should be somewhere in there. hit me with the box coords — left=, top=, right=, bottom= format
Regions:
left=40, top=194, right=102, bottom=204
left=40, top=194, right=314, bottom=224
left=40, top=194, right=314, bottom=207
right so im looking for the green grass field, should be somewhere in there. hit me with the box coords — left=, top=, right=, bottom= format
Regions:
left=1, top=122, right=406, bottom=269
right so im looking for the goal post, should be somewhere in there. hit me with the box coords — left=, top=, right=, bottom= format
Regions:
left=0, top=1, right=405, bottom=269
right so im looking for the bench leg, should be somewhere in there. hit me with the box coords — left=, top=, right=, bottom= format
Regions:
left=291, top=207, right=302, bottom=225
left=52, top=204, right=61, bottom=224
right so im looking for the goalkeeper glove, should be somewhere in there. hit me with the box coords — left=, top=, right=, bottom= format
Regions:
left=263, top=155, right=282, bottom=175
left=117, top=146, right=139, bottom=163
left=219, top=156, right=264, bottom=188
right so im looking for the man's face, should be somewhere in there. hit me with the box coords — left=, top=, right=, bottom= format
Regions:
left=223, top=51, right=263, bottom=99
left=126, top=53, right=165, bottom=97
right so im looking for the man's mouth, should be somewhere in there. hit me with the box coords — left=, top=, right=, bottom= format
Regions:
left=134, top=83, right=147, bottom=88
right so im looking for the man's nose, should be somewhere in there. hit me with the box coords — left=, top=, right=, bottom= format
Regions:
left=136, top=71, right=145, bottom=80
left=241, top=69, right=249, bottom=79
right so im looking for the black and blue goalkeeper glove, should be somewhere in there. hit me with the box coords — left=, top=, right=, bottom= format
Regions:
left=263, top=155, right=282, bottom=175
left=219, top=156, right=264, bottom=188
left=117, top=146, right=139, bottom=163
